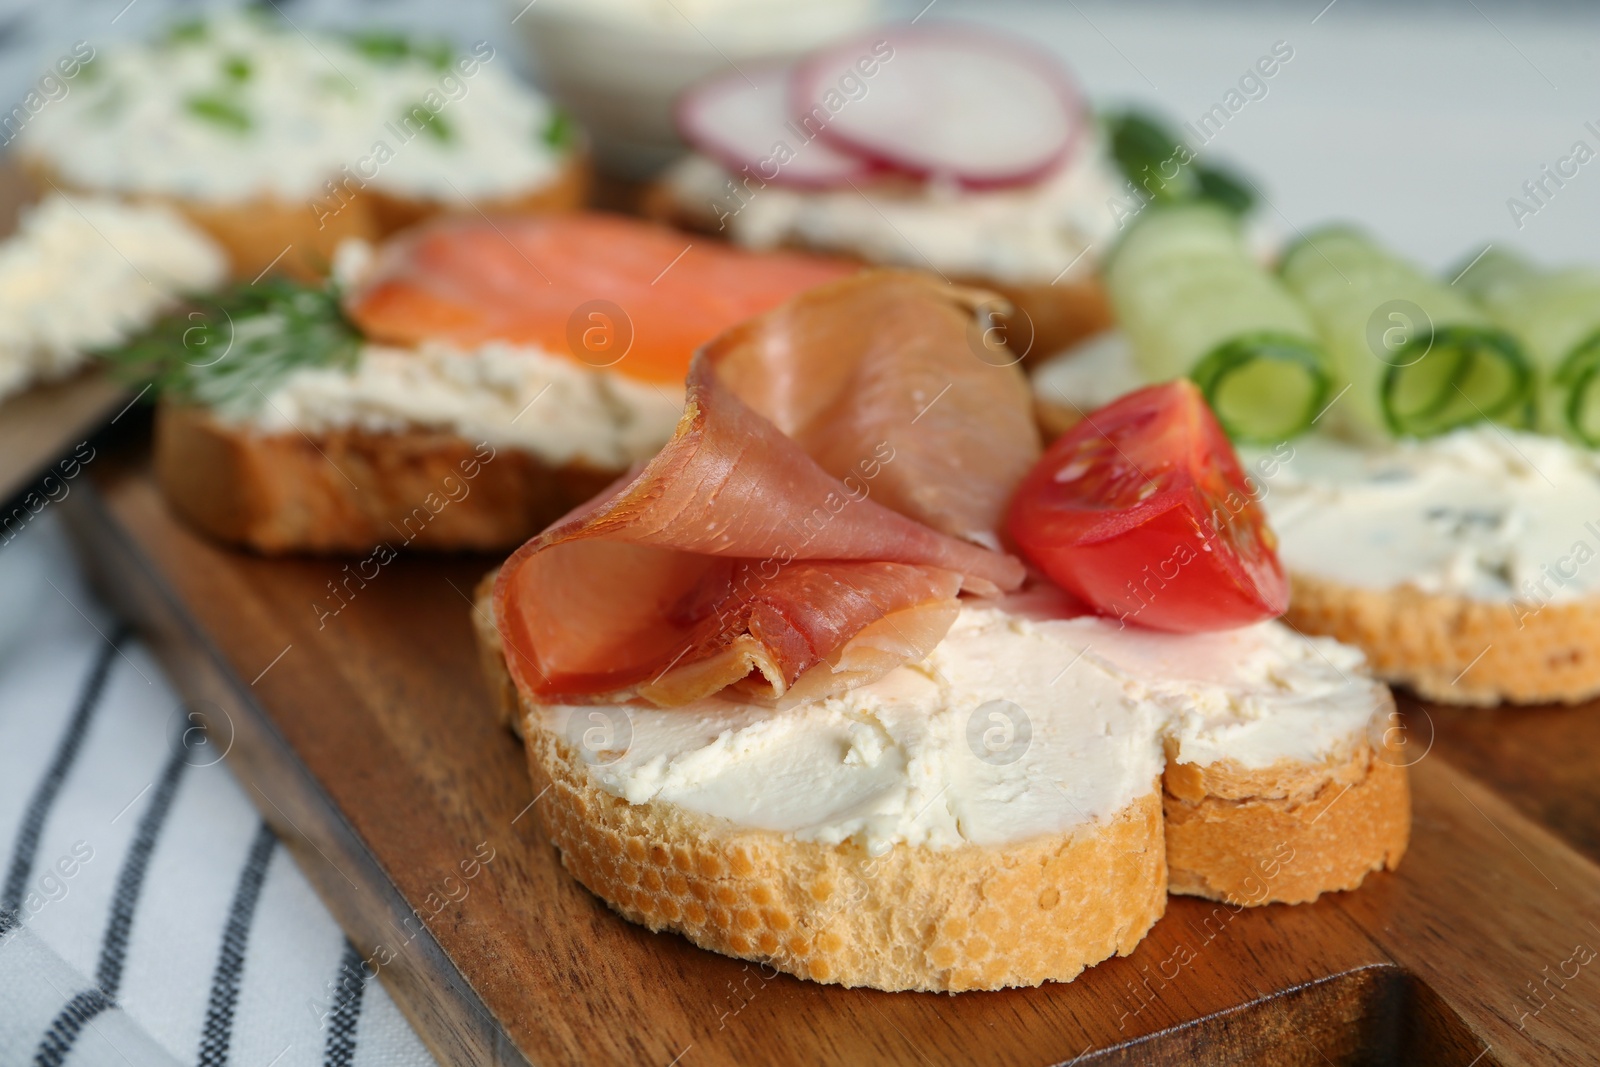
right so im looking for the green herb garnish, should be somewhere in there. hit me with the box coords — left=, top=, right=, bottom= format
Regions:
left=165, top=18, right=209, bottom=45
left=350, top=30, right=412, bottom=63
left=222, top=54, right=253, bottom=83
left=1102, top=108, right=1256, bottom=216
left=348, top=30, right=453, bottom=69
left=403, top=104, right=453, bottom=143
left=186, top=93, right=253, bottom=133
left=540, top=108, right=575, bottom=151
left=103, top=280, right=361, bottom=415
left=418, top=41, right=454, bottom=70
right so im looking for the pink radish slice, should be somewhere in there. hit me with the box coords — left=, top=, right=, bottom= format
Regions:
left=791, top=26, right=1085, bottom=190
left=676, top=66, right=880, bottom=189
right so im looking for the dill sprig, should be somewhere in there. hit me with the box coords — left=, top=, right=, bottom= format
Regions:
left=102, top=278, right=361, bottom=415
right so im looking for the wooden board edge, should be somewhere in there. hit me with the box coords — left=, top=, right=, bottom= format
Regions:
left=56, top=476, right=533, bottom=1067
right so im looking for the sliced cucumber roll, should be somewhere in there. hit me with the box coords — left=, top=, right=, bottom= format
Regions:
left=1457, top=249, right=1600, bottom=445
left=1106, top=204, right=1329, bottom=442
left=1280, top=229, right=1532, bottom=439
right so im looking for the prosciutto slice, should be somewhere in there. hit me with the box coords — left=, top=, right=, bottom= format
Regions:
left=492, top=271, right=1042, bottom=707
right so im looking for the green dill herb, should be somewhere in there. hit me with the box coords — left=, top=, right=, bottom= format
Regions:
left=101, top=280, right=361, bottom=415
left=222, top=54, right=253, bottom=83
left=348, top=30, right=454, bottom=69
left=349, top=30, right=413, bottom=63
left=165, top=18, right=208, bottom=45
left=539, top=108, right=574, bottom=151
left=403, top=104, right=453, bottom=143
left=75, top=57, right=101, bottom=83
left=418, top=41, right=454, bottom=70
left=186, top=93, right=253, bottom=133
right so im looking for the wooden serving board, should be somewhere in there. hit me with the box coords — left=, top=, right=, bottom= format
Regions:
left=59, top=440, right=1600, bottom=1066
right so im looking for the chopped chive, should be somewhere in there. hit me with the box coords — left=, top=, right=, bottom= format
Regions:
left=402, top=105, right=452, bottom=143
left=186, top=93, right=253, bottom=133
left=222, top=55, right=253, bottom=83
left=165, top=18, right=208, bottom=44
left=540, top=109, right=575, bottom=150
left=419, top=41, right=454, bottom=70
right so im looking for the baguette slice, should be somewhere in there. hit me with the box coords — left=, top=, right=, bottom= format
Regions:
left=639, top=180, right=1113, bottom=363
left=473, top=580, right=1408, bottom=991
left=1286, top=574, right=1600, bottom=706
left=21, top=153, right=590, bottom=283
left=1034, top=384, right=1600, bottom=706
left=154, top=402, right=615, bottom=554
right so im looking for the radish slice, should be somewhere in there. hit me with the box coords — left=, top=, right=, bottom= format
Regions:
left=792, top=26, right=1085, bottom=189
left=676, top=66, right=879, bottom=189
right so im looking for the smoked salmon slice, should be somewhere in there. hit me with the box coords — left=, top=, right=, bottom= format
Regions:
left=492, top=271, right=1042, bottom=708
left=343, top=213, right=856, bottom=384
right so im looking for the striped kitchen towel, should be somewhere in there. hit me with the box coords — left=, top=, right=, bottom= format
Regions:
left=0, top=513, right=437, bottom=1067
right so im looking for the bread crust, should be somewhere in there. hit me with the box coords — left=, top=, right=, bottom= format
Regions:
left=1286, top=573, right=1600, bottom=706
left=154, top=402, right=616, bottom=554
left=1162, top=736, right=1410, bottom=906
left=20, top=153, right=589, bottom=282
left=640, top=179, right=1113, bottom=362
left=473, top=583, right=1409, bottom=990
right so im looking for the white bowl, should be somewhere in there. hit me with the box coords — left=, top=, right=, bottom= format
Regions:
left=510, top=0, right=885, bottom=177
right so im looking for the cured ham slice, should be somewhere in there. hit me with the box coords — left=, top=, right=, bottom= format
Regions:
left=343, top=213, right=855, bottom=384
left=493, top=272, right=1041, bottom=707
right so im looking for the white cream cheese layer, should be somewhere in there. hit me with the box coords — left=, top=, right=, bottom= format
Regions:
left=1032, top=330, right=1600, bottom=604
left=241, top=341, right=684, bottom=471
left=1258, top=430, right=1600, bottom=603
left=21, top=14, right=569, bottom=204
left=662, top=135, right=1123, bottom=286
left=535, top=596, right=1383, bottom=853
left=0, top=194, right=225, bottom=403
left=1030, top=328, right=1141, bottom=413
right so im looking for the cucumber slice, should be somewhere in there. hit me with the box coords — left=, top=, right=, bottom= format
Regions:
left=1462, top=254, right=1600, bottom=443
left=1106, top=205, right=1329, bottom=442
left=1280, top=228, right=1532, bottom=439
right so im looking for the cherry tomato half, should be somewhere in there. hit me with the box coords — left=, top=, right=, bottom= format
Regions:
left=1006, top=380, right=1288, bottom=632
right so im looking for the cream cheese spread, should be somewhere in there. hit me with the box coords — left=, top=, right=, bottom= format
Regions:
left=0, top=194, right=225, bottom=402
left=242, top=340, right=685, bottom=471
left=1030, top=328, right=1142, bottom=414
left=20, top=13, right=570, bottom=204
left=662, top=134, right=1123, bottom=286
left=1259, top=429, right=1600, bottom=604
left=535, top=595, right=1383, bottom=853
left=1032, top=330, right=1600, bottom=604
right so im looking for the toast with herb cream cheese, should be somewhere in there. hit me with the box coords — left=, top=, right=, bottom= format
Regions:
left=16, top=13, right=587, bottom=282
left=121, top=213, right=853, bottom=553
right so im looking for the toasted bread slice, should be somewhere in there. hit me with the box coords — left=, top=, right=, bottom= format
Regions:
left=640, top=180, right=1112, bottom=363
left=154, top=402, right=615, bottom=554
left=1285, top=574, right=1600, bottom=706
left=472, top=580, right=1408, bottom=991
left=21, top=153, right=590, bottom=283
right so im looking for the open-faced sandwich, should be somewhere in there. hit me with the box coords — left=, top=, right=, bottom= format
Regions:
left=475, top=271, right=1408, bottom=992
left=0, top=193, right=224, bottom=404
left=16, top=12, right=586, bottom=281
left=1034, top=203, right=1600, bottom=705
left=646, top=24, right=1134, bottom=359
left=110, top=212, right=851, bottom=552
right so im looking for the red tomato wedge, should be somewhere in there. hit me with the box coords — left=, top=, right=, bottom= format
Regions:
left=344, top=213, right=856, bottom=385
left=1006, top=381, right=1288, bottom=632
